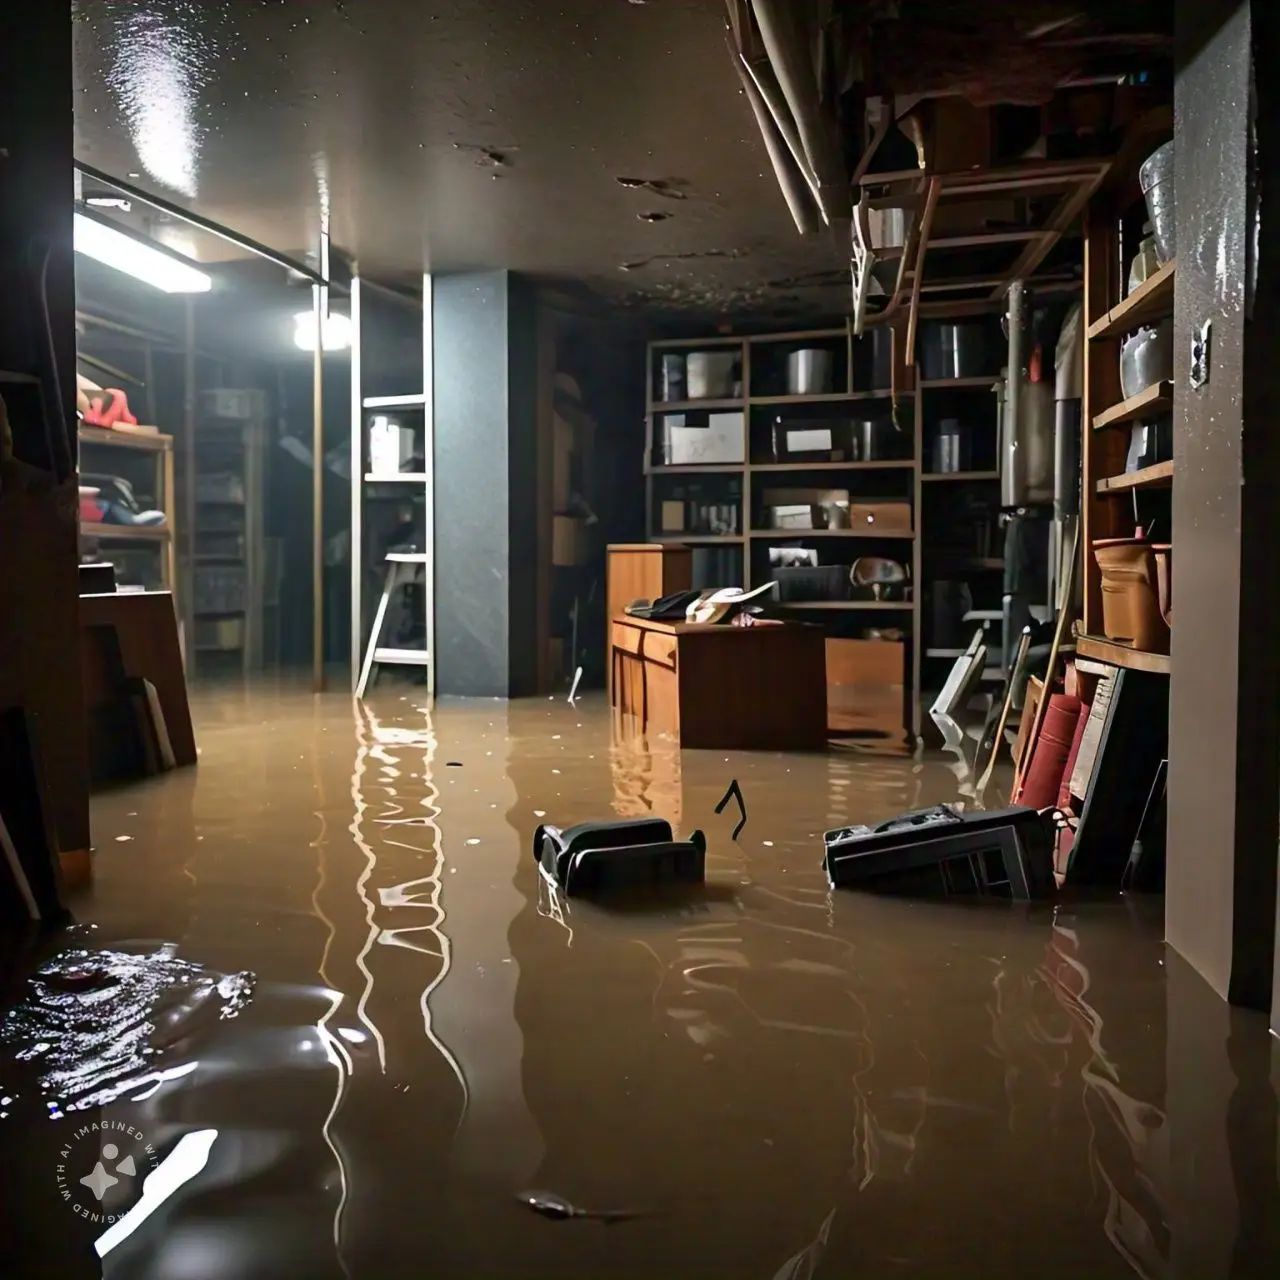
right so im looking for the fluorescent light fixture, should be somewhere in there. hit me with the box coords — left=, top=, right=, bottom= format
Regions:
left=73, top=211, right=212, bottom=293
left=293, top=308, right=352, bottom=352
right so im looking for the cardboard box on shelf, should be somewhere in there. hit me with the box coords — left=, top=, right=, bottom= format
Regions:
left=664, top=411, right=744, bottom=465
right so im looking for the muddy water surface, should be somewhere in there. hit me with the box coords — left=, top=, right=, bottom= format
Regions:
left=2, top=687, right=1278, bottom=1277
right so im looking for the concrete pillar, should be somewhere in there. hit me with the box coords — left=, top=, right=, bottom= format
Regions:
left=1167, top=0, right=1280, bottom=1013
left=432, top=272, right=539, bottom=697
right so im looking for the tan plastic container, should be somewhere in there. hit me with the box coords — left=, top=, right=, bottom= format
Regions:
left=1093, top=538, right=1170, bottom=653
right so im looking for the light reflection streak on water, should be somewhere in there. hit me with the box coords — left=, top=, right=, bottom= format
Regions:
left=361, top=706, right=470, bottom=1129
left=349, top=704, right=390, bottom=1071
left=312, top=705, right=352, bottom=1274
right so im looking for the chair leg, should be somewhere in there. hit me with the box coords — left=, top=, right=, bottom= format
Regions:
left=356, top=566, right=397, bottom=699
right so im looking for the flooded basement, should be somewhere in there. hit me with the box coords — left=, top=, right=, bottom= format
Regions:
left=2, top=686, right=1278, bottom=1277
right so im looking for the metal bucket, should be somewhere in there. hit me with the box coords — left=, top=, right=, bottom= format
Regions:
left=1139, top=142, right=1175, bottom=264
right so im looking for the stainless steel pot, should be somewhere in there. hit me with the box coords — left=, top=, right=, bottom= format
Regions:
left=787, top=349, right=834, bottom=395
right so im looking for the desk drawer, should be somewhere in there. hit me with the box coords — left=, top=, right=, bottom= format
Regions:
left=644, top=632, right=678, bottom=671
left=611, top=621, right=644, bottom=657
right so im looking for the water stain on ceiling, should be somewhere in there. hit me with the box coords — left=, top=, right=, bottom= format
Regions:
left=71, top=0, right=851, bottom=319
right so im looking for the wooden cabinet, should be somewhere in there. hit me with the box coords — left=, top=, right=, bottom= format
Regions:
left=610, top=615, right=828, bottom=751
left=605, top=543, right=692, bottom=693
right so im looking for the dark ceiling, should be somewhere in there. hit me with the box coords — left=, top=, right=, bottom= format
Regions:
left=71, top=0, right=851, bottom=321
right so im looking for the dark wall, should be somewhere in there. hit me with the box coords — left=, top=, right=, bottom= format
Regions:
left=0, top=0, right=90, bottom=858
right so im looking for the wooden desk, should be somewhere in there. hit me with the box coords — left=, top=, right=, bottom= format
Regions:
left=610, top=614, right=828, bottom=751
left=605, top=544, right=692, bottom=696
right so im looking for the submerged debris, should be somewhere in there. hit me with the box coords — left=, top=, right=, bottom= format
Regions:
left=715, top=779, right=748, bottom=841
left=517, top=1189, right=653, bottom=1225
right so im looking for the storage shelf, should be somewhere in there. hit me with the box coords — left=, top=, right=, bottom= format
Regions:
left=750, top=460, right=915, bottom=472
left=749, top=528, right=915, bottom=540
left=80, top=522, right=171, bottom=542
left=647, top=463, right=745, bottom=476
left=647, top=398, right=744, bottom=414
left=750, top=390, right=898, bottom=405
left=649, top=534, right=743, bottom=544
left=1087, top=260, right=1176, bottom=341
left=921, top=470, right=1001, bottom=482
left=1092, top=382, right=1173, bottom=430
left=1095, top=459, right=1174, bottom=494
left=919, top=376, right=999, bottom=389
left=780, top=600, right=912, bottom=611
left=1076, top=633, right=1171, bottom=674
left=78, top=425, right=171, bottom=452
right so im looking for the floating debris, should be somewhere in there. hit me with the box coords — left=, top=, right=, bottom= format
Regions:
left=517, top=1188, right=653, bottom=1224
left=615, top=176, right=686, bottom=200
left=637, top=211, right=671, bottom=223
left=715, top=779, right=748, bottom=841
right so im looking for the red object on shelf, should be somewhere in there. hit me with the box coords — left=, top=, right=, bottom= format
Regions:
left=81, top=387, right=138, bottom=429
left=1052, top=700, right=1093, bottom=875
left=1014, top=694, right=1083, bottom=809
left=78, top=488, right=104, bottom=523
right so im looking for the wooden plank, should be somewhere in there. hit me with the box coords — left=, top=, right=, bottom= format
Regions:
left=1086, top=259, right=1176, bottom=340
left=921, top=470, right=1001, bottom=482
left=79, top=425, right=172, bottom=451
left=81, top=523, right=171, bottom=542
left=1095, top=459, right=1174, bottom=494
left=648, top=397, right=744, bottom=413
left=749, top=460, right=915, bottom=473
left=1092, top=381, right=1173, bottom=430
left=1075, top=633, right=1172, bottom=674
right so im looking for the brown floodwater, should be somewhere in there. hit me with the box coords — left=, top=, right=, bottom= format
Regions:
left=2, top=685, right=1278, bottom=1277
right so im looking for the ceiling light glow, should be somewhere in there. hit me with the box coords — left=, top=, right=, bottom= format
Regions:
left=73, top=213, right=212, bottom=293
left=293, top=309, right=353, bottom=353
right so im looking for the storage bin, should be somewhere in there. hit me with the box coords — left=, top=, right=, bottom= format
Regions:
left=771, top=565, right=849, bottom=602
left=848, top=501, right=912, bottom=535
left=1093, top=538, right=1169, bottom=653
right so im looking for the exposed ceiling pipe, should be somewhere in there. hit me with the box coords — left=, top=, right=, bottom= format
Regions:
left=740, top=55, right=822, bottom=207
left=748, top=0, right=851, bottom=224
left=731, top=51, right=823, bottom=235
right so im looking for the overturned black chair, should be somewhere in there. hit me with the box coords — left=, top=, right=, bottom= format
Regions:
left=533, top=817, right=706, bottom=896
left=823, top=805, right=1055, bottom=901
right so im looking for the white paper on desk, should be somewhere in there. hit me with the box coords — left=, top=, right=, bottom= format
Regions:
left=786, top=428, right=832, bottom=453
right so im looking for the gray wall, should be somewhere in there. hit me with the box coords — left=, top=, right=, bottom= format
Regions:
left=433, top=271, right=539, bottom=697
left=1167, top=0, right=1280, bottom=1013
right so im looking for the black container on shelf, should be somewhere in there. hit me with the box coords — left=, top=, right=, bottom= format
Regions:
left=771, top=565, right=850, bottom=602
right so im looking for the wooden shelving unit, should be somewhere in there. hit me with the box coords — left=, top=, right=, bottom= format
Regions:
left=1085, top=259, right=1175, bottom=341
left=77, top=424, right=177, bottom=596
left=1081, top=139, right=1176, bottom=675
left=1095, top=459, right=1173, bottom=494
left=1092, top=381, right=1172, bottom=431
left=1076, top=633, right=1172, bottom=674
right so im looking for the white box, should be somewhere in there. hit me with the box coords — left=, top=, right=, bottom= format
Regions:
left=368, top=415, right=416, bottom=476
left=665, top=411, right=744, bottom=465
left=785, top=427, right=833, bottom=455
left=771, top=504, right=814, bottom=530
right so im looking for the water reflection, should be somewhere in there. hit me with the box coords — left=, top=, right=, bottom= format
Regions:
left=0, top=689, right=1276, bottom=1277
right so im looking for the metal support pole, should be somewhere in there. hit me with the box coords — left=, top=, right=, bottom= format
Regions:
left=422, top=273, right=435, bottom=700
left=349, top=275, right=363, bottom=689
left=312, top=282, right=325, bottom=692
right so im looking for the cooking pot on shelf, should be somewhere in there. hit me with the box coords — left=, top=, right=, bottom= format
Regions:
left=850, top=557, right=911, bottom=602
left=787, top=349, right=834, bottom=396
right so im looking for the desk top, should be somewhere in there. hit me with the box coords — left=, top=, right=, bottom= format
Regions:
left=613, top=613, right=796, bottom=636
